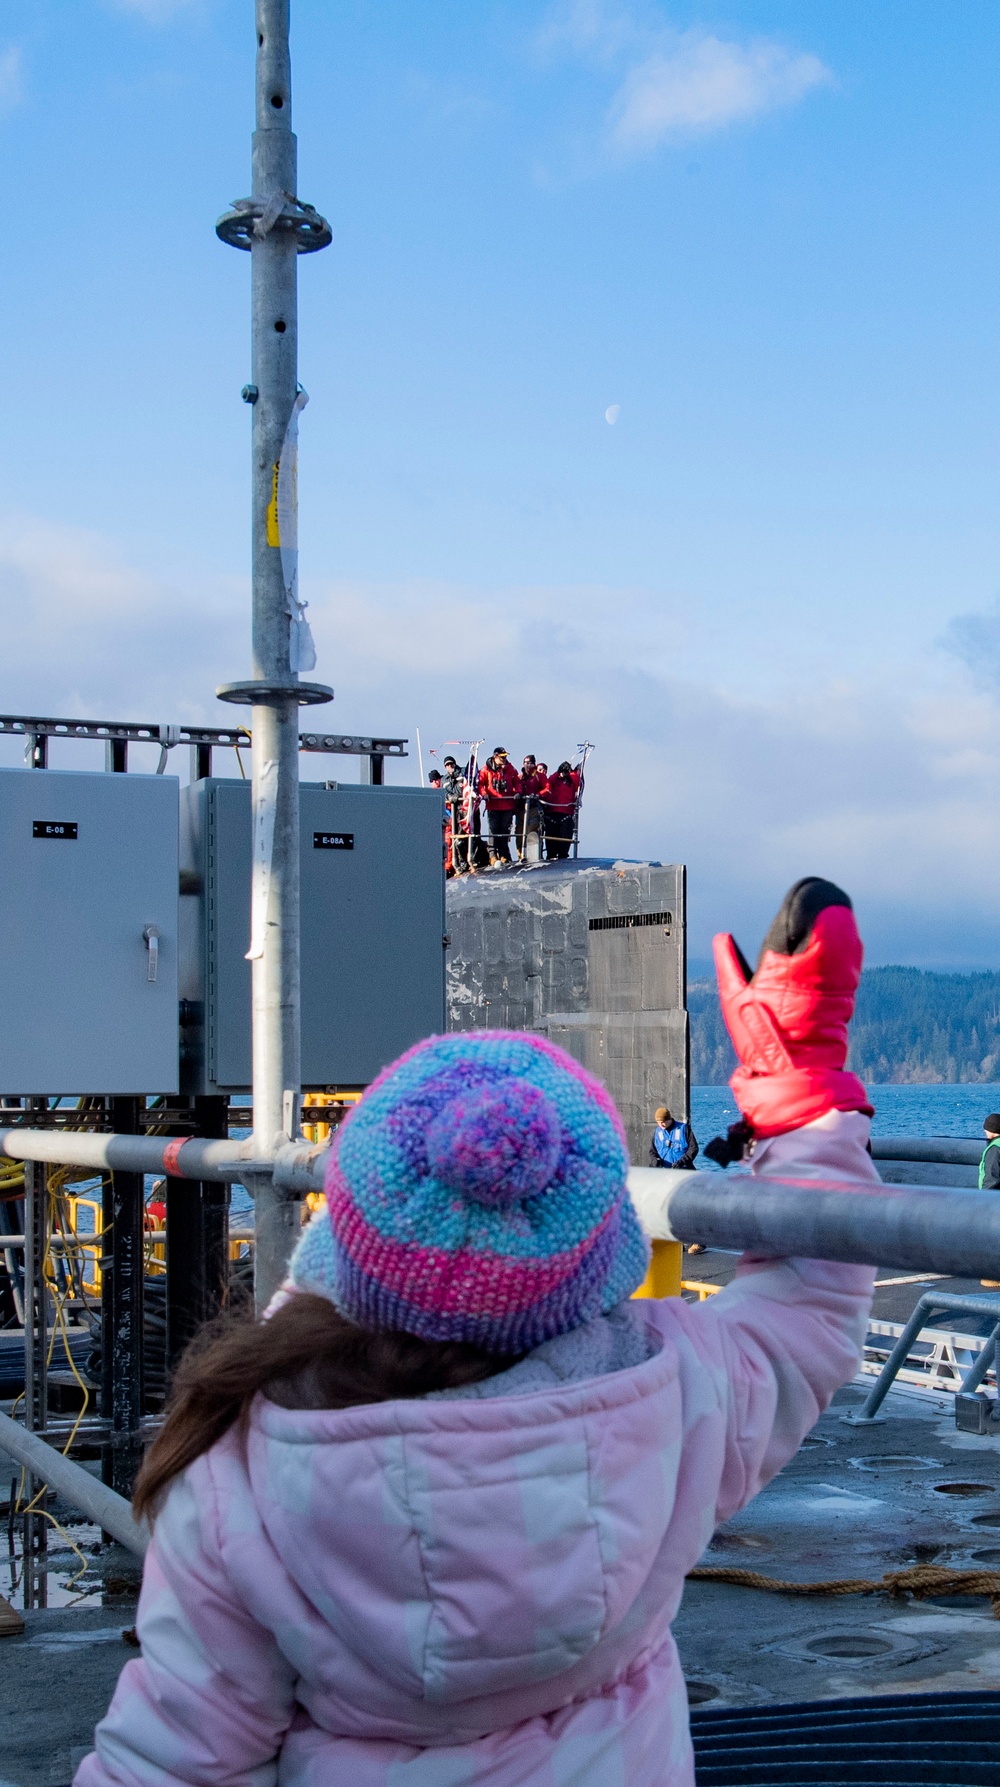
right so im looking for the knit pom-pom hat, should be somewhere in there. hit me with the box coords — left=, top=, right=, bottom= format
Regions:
left=288, top=1031, right=649, bottom=1354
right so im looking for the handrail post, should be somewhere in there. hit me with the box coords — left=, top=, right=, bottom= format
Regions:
left=849, top=1293, right=935, bottom=1422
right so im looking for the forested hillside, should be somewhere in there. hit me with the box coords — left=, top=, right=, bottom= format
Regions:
left=689, top=967, right=1000, bottom=1085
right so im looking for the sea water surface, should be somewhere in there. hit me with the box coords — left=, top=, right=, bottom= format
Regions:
left=690, top=1082, right=1000, bottom=1170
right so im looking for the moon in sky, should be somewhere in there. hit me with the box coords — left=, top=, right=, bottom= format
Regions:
left=605, top=404, right=621, bottom=425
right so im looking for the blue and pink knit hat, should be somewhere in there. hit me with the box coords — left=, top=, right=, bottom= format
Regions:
left=288, top=1031, right=649, bottom=1354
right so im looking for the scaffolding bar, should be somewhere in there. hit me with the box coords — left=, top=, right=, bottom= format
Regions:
left=102, top=1097, right=145, bottom=1497
left=871, top=1137, right=983, bottom=1167
left=166, top=1097, right=230, bottom=1370
left=22, top=1158, right=47, bottom=1603
left=0, top=1410, right=148, bottom=1558
left=0, top=1127, right=257, bottom=1179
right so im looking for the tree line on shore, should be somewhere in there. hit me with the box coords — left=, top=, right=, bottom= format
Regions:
left=689, top=965, right=1000, bottom=1086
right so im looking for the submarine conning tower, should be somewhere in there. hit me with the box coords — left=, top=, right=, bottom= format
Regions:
left=445, top=858, right=688, bottom=1167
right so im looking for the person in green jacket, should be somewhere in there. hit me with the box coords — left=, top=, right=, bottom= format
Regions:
left=980, top=1114, right=1000, bottom=1189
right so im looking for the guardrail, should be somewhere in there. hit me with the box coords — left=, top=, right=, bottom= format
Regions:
left=0, top=1122, right=997, bottom=1279
left=871, top=1137, right=983, bottom=1166
left=871, top=1136, right=982, bottom=1188
left=627, top=1166, right=1000, bottom=1281
left=0, top=1127, right=328, bottom=1195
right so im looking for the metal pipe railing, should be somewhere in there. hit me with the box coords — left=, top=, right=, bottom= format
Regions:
left=0, top=1409, right=148, bottom=1558
left=1, top=1129, right=980, bottom=1188
left=626, top=1166, right=1000, bottom=1282
left=871, top=1137, right=983, bottom=1167
left=0, top=1127, right=328, bottom=1195
left=2, top=1137, right=999, bottom=1278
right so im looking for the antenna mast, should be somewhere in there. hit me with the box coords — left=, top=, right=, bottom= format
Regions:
left=216, top=0, right=332, bottom=1306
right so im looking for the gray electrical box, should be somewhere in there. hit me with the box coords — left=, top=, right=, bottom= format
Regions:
left=0, top=768, right=179, bottom=1095
left=446, top=860, right=687, bottom=1166
left=180, top=780, right=445, bottom=1092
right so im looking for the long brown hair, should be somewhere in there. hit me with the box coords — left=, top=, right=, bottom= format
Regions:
left=133, top=1293, right=501, bottom=1521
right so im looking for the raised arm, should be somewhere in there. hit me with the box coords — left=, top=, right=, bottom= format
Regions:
left=671, top=875, right=876, bottom=1522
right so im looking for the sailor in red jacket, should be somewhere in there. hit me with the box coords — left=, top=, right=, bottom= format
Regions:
left=477, top=746, right=521, bottom=867
left=539, top=760, right=581, bottom=859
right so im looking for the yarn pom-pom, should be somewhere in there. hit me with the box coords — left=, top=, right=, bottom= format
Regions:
left=426, top=1082, right=562, bottom=1206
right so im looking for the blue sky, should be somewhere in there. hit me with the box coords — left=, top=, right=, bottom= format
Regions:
left=2, top=0, right=1000, bottom=966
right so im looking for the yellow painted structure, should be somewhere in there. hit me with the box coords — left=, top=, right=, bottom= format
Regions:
left=302, top=1090, right=362, bottom=1145
left=681, top=1278, right=721, bottom=1301
left=632, top=1238, right=683, bottom=1300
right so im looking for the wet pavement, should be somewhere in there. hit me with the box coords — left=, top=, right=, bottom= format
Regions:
left=1, top=1600, right=141, bottom=1787
left=0, top=1454, right=141, bottom=1787
left=676, top=1341, right=1000, bottom=1707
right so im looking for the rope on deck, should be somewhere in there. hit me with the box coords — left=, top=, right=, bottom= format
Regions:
left=687, top=1562, right=1000, bottom=1615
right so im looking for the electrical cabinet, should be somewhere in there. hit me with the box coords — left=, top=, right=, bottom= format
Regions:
left=180, top=780, right=446, bottom=1092
left=0, top=769, right=179, bottom=1095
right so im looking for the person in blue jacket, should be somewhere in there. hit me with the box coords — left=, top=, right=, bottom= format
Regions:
left=980, top=1114, right=1000, bottom=1189
left=649, top=1106, right=698, bottom=1170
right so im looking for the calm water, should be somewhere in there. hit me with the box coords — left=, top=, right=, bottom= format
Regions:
left=690, top=1082, right=1000, bottom=1171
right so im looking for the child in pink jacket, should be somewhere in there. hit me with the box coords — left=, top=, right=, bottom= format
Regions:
left=77, top=879, right=878, bottom=1787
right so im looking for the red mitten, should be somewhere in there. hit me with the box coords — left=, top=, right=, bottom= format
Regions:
left=713, top=877, right=872, bottom=1139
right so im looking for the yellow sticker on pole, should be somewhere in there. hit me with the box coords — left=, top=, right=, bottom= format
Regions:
left=266, top=461, right=281, bottom=546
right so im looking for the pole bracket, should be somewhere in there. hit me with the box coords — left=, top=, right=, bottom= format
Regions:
left=216, top=681, right=333, bottom=707
left=216, top=195, right=332, bottom=254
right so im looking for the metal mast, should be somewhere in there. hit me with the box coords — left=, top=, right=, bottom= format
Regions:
left=216, top=0, right=331, bottom=1307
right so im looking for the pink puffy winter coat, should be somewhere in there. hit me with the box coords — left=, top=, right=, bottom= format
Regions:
left=77, top=1119, right=877, bottom=1787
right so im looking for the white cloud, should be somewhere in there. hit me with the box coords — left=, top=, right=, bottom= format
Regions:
left=0, top=515, right=243, bottom=733
left=0, top=47, right=23, bottom=111
left=608, top=32, right=832, bottom=154
left=537, top=0, right=640, bottom=61
left=305, top=576, right=1000, bottom=965
left=0, top=521, right=994, bottom=965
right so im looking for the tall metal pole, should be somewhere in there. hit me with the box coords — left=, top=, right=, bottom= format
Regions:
left=22, top=1158, right=47, bottom=1607
left=217, top=0, right=331, bottom=1308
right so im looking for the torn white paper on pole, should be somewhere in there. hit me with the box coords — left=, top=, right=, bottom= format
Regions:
left=276, top=388, right=317, bottom=673
left=246, top=756, right=279, bottom=960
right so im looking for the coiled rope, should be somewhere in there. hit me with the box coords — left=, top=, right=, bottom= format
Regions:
left=687, top=1563, right=1000, bottom=1616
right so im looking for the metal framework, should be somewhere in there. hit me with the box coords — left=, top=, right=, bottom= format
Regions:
left=862, top=1317, right=996, bottom=1397
left=854, top=1289, right=1000, bottom=1419
left=0, top=712, right=405, bottom=781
